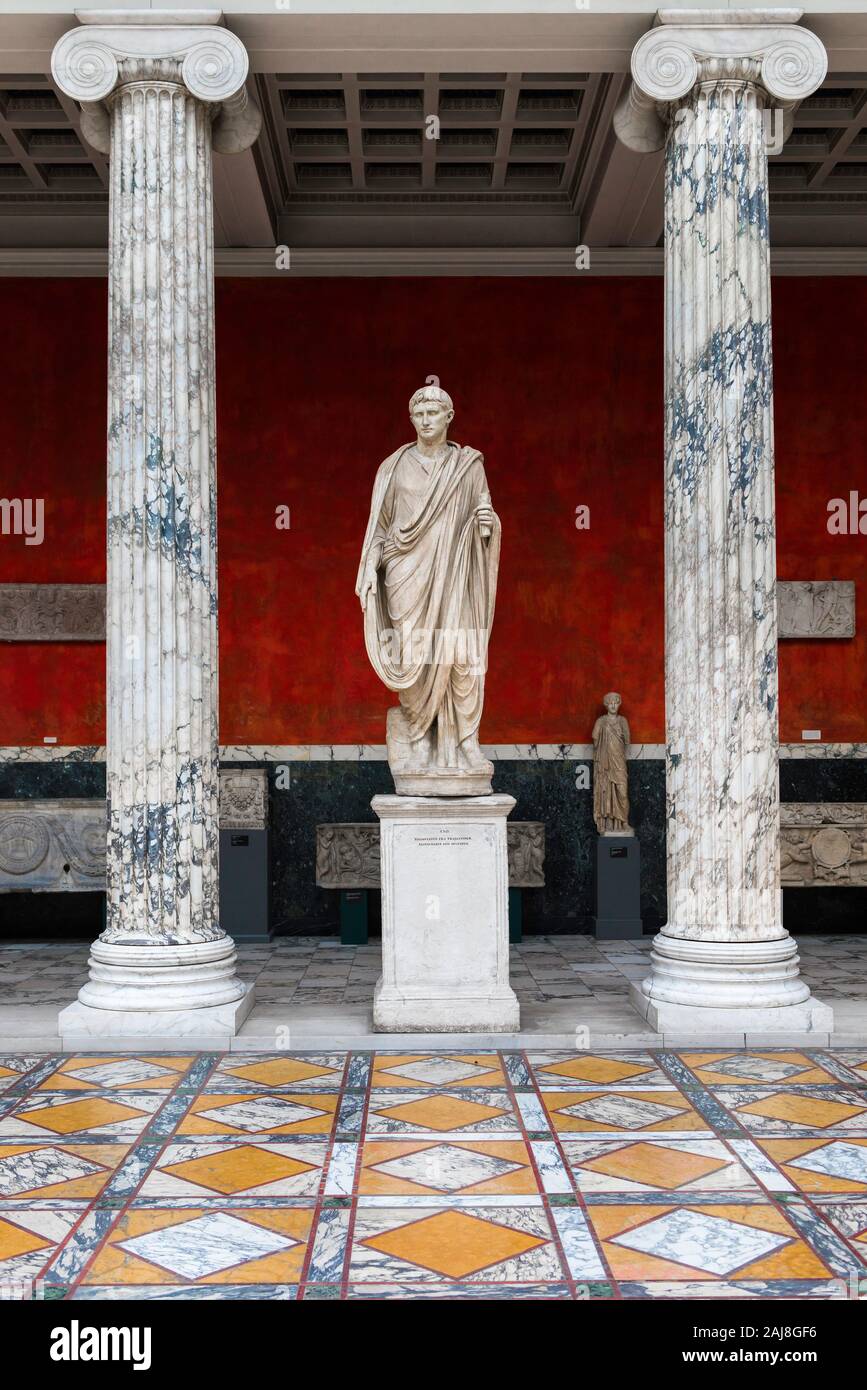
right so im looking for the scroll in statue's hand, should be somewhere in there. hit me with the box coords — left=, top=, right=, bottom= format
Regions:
left=475, top=500, right=494, bottom=535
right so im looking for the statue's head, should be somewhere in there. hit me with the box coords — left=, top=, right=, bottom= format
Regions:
left=409, top=385, right=454, bottom=443
left=603, top=691, right=621, bottom=714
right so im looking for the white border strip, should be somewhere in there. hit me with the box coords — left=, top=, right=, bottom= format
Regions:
left=2, top=743, right=867, bottom=763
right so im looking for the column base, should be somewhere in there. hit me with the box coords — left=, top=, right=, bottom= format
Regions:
left=373, top=978, right=520, bottom=1033
left=58, top=985, right=255, bottom=1051
left=630, top=984, right=833, bottom=1036
left=630, top=932, right=834, bottom=1036
left=77, top=938, right=247, bottom=1012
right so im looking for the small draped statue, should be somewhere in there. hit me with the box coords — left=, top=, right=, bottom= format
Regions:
left=592, top=691, right=633, bottom=836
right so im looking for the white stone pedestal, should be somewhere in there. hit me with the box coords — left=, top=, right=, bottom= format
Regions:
left=372, top=794, right=519, bottom=1033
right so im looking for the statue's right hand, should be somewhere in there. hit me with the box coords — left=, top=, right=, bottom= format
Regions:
left=359, top=567, right=378, bottom=610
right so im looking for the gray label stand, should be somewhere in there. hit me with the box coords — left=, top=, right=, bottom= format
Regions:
left=219, top=828, right=271, bottom=942
left=593, top=836, right=643, bottom=940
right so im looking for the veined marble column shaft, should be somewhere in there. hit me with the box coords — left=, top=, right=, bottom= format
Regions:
left=616, top=11, right=833, bottom=1032
left=51, top=12, right=260, bottom=1029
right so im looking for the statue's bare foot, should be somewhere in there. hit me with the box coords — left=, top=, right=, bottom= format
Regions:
left=459, top=735, right=489, bottom=770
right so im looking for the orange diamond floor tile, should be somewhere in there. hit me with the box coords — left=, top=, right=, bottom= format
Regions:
left=0, top=1046, right=863, bottom=1300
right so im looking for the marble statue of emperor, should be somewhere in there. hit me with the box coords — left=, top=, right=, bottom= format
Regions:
left=356, top=385, right=500, bottom=795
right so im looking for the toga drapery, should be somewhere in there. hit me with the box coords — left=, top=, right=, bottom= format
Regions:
left=356, top=441, right=500, bottom=765
left=592, top=714, right=631, bottom=830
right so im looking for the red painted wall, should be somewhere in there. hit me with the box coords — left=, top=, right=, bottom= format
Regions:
left=0, top=280, right=107, bottom=744
left=0, top=276, right=864, bottom=746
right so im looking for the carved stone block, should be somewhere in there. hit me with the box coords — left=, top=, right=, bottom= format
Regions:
left=780, top=803, right=867, bottom=885
left=0, top=584, right=106, bottom=641
left=777, top=581, right=855, bottom=639
left=507, top=821, right=546, bottom=887
left=219, top=768, right=268, bottom=830
left=316, top=824, right=382, bottom=889
left=315, top=821, right=546, bottom=890
left=0, top=799, right=106, bottom=890
left=0, top=773, right=269, bottom=892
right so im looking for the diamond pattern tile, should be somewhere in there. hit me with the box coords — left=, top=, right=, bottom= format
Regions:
left=0, top=1041, right=862, bottom=1300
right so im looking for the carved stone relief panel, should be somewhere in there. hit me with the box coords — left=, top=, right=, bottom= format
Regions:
left=0, top=585, right=106, bottom=641
left=0, top=799, right=106, bottom=890
left=780, top=803, right=867, bottom=885
left=507, top=822, right=546, bottom=887
left=219, top=769, right=268, bottom=830
left=0, top=771, right=270, bottom=891
left=777, top=582, right=855, bottom=638
left=316, top=824, right=382, bottom=889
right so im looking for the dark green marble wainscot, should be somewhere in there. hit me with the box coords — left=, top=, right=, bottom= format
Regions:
left=216, top=755, right=867, bottom=937
left=0, top=761, right=107, bottom=937
left=254, top=758, right=668, bottom=937
left=0, top=762, right=106, bottom=800
left=780, top=759, right=867, bottom=935
left=2, top=756, right=866, bottom=939
left=780, top=759, right=867, bottom=803
left=263, top=758, right=393, bottom=937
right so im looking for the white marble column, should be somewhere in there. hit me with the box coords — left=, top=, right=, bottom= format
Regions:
left=616, top=11, right=833, bottom=1034
left=51, top=12, right=260, bottom=1041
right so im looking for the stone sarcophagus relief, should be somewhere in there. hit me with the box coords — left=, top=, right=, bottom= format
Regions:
left=316, top=824, right=381, bottom=889
left=506, top=822, right=546, bottom=887
left=0, top=584, right=106, bottom=641
left=0, top=771, right=269, bottom=891
left=777, top=582, right=855, bottom=639
left=316, top=821, right=546, bottom=889
left=0, top=800, right=106, bottom=890
left=780, top=804, right=867, bottom=886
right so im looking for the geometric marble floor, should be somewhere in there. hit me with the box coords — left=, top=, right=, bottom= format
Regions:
left=2, top=1047, right=867, bottom=1300
left=2, top=934, right=867, bottom=1048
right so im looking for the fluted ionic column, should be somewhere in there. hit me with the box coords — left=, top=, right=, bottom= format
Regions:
left=616, top=11, right=833, bottom=1032
left=52, top=13, right=260, bottom=1030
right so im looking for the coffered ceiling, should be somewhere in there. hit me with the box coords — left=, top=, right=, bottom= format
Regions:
left=1, top=7, right=866, bottom=268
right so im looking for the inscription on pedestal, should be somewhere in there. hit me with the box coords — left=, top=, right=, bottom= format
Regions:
left=412, top=830, right=473, bottom=847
